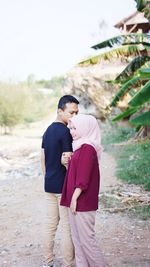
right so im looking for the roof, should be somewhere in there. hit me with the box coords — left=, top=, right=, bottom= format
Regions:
left=114, top=11, right=149, bottom=28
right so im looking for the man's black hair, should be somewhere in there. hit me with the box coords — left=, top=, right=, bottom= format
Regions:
left=58, top=95, right=79, bottom=110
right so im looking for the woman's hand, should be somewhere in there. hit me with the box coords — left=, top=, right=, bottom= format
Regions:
left=70, top=188, right=82, bottom=214
left=70, top=196, right=77, bottom=214
left=61, top=152, right=72, bottom=168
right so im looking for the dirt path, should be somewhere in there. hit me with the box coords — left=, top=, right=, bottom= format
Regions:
left=0, top=120, right=150, bottom=267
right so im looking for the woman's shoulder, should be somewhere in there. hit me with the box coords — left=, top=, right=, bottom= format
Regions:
left=81, top=144, right=96, bottom=154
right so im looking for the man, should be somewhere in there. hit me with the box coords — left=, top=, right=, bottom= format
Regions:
left=41, top=95, right=79, bottom=267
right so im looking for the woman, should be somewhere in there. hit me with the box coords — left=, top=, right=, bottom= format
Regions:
left=60, top=114, right=106, bottom=267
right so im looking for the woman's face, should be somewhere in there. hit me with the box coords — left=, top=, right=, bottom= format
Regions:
left=69, top=121, right=80, bottom=140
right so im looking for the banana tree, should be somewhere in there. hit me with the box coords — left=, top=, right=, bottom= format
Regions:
left=109, top=53, right=150, bottom=126
left=110, top=60, right=150, bottom=107
left=79, top=33, right=150, bottom=65
left=79, top=32, right=150, bottom=130
left=112, top=73, right=150, bottom=126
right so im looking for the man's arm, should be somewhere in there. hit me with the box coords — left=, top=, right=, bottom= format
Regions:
left=41, top=148, right=46, bottom=176
left=61, top=129, right=73, bottom=168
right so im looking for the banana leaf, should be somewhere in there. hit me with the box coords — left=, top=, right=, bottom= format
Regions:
left=135, top=0, right=150, bottom=22
left=129, top=80, right=150, bottom=106
left=112, top=107, right=139, bottom=122
left=129, top=88, right=137, bottom=97
left=115, top=56, right=150, bottom=82
left=79, top=44, right=149, bottom=66
left=110, top=76, right=141, bottom=107
left=139, top=68, right=150, bottom=78
left=129, top=110, right=150, bottom=126
left=107, top=66, right=150, bottom=85
left=91, top=33, right=150, bottom=50
left=135, top=0, right=147, bottom=10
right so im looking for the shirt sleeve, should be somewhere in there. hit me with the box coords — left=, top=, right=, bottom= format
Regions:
left=61, top=128, right=73, bottom=152
left=75, top=144, right=96, bottom=191
left=41, top=133, right=45, bottom=148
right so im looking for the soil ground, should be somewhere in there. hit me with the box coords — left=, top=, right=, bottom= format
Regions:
left=0, top=117, right=150, bottom=267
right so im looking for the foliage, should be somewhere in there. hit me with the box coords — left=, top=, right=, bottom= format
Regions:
left=129, top=110, right=150, bottom=126
left=36, top=76, right=64, bottom=90
left=101, top=121, right=136, bottom=146
left=128, top=79, right=150, bottom=106
left=91, top=33, right=150, bottom=50
left=23, top=88, right=52, bottom=123
left=102, top=122, right=150, bottom=191
left=0, top=82, right=60, bottom=133
left=110, top=76, right=141, bottom=107
left=111, top=75, right=150, bottom=126
left=79, top=33, right=150, bottom=66
left=0, top=84, right=27, bottom=132
left=79, top=33, right=150, bottom=128
left=115, top=140, right=150, bottom=191
left=135, top=0, right=150, bottom=22
left=78, top=3, right=150, bottom=130
left=112, top=107, right=139, bottom=122
left=79, top=43, right=150, bottom=65
left=110, top=64, right=150, bottom=109
left=115, top=56, right=150, bottom=83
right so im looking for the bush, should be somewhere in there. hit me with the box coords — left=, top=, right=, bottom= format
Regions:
left=0, top=82, right=61, bottom=133
left=0, top=84, right=27, bottom=133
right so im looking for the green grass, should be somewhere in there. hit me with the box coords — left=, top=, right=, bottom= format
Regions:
left=115, top=141, right=150, bottom=191
left=102, top=121, right=150, bottom=191
left=101, top=121, right=136, bottom=148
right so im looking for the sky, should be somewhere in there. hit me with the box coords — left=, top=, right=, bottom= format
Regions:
left=0, top=0, right=136, bottom=82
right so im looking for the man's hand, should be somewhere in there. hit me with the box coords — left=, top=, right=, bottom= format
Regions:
left=61, top=152, right=72, bottom=168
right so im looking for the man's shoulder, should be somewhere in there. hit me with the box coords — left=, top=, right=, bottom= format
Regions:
left=44, top=122, right=69, bottom=136
left=51, top=122, right=69, bottom=133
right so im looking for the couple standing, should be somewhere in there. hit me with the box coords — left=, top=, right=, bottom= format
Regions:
left=41, top=95, right=106, bottom=267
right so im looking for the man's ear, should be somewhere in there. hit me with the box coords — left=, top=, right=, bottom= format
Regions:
left=58, top=108, right=63, bottom=115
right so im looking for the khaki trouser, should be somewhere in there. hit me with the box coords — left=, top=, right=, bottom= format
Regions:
left=44, top=193, right=74, bottom=267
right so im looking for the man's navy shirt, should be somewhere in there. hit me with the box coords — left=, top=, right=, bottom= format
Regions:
left=42, top=122, right=72, bottom=193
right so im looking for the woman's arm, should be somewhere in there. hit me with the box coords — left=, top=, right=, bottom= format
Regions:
left=41, top=148, right=46, bottom=176
left=70, top=188, right=82, bottom=214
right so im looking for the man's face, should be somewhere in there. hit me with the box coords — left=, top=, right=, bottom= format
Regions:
left=59, top=102, right=78, bottom=124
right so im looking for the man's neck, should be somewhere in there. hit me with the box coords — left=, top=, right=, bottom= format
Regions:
left=55, top=116, right=66, bottom=125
